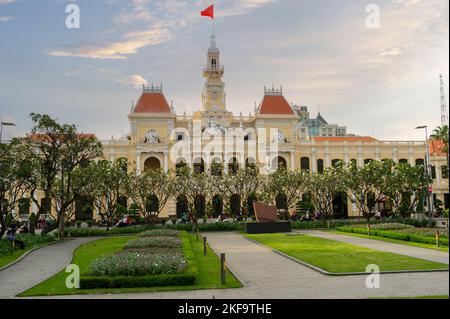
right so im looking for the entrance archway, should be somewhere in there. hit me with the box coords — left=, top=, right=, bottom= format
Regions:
left=144, top=157, right=161, bottom=171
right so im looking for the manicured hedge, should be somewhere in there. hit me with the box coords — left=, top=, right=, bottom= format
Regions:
left=337, top=226, right=449, bottom=246
left=80, top=273, right=196, bottom=289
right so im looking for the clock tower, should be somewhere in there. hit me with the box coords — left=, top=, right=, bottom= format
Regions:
left=202, top=33, right=226, bottom=113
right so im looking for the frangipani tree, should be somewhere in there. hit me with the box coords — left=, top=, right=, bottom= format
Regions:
left=260, top=168, right=309, bottom=220
left=307, top=165, right=346, bottom=220
left=129, top=168, right=175, bottom=224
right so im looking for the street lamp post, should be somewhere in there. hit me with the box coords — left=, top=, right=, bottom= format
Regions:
left=415, top=125, right=433, bottom=219
left=0, top=122, right=16, bottom=144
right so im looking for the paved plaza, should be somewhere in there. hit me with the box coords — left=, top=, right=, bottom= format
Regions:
left=1, top=232, right=447, bottom=299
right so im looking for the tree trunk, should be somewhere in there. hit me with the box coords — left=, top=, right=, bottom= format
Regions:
left=58, top=214, right=65, bottom=239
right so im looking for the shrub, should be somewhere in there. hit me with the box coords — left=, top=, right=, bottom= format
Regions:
left=89, top=252, right=187, bottom=276
left=337, top=226, right=448, bottom=246
left=124, top=237, right=182, bottom=249
left=80, top=273, right=196, bottom=289
left=0, top=234, right=56, bottom=258
left=349, top=223, right=413, bottom=230
left=139, top=229, right=180, bottom=237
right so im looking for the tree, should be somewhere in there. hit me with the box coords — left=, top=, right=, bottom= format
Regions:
left=431, top=125, right=449, bottom=168
left=344, top=160, right=393, bottom=224
left=0, top=139, right=32, bottom=237
left=213, top=164, right=260, bottom=220
left=173, top=167, right=211, bottom=223
left=260, top=168, right=309, bottom=220
left=81, top=159, right=130, bottom=231
left=23, top=114, right=102, bottom=238
left=382, top=162, right=431, bottom=217
left=307, top=165, right=346, bottom=220
left=129, top=169, right=175, bottom=224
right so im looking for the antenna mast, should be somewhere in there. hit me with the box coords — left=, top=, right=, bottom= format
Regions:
left=440, top=74, right=448, bottom=126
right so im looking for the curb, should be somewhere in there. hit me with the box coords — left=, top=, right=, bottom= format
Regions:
left=245, top=237, right=450, bottom=277
left=0, top=240, right=71, bottom=272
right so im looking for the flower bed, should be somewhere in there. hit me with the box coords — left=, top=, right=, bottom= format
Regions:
left=124, top=237, right=182, bottom=249
left=89, top=253, right=187, bottom=276
left=80, top=231, right=198, bottom=289
left=139, top=229, right=180, bottom=237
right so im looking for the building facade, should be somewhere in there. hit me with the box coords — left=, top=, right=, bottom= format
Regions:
left=94, top=34, right=449, bottom=220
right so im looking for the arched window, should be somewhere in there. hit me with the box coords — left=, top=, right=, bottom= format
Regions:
left=364, top=159, right=373, bottom=165
left=399, top=159, right=408, bottom=164
left=194, top=158, right=205, bottom=174
left=144, top=157, right=161, bottom=171
left=273, top=156, right=287, bottom=170
left=195, top=195, right=206, bottom=218
left=211, top=58, right=217, bottom=69
left=228, top=157, right=239, bottom=175
left=176, top=159, right=187, bottom=175
left=317, top=159, right=324, bottom=173
left=230, top=194, right=240, bottom=216
left=212, top=195, right=223, bottom=218
left=332, top=159, right=342, bottom=168
left=211, top=161, right=223, bottom=176
left=176, top=195, right=188, bottom=219
left=146, top=195, right=159, bottom=213
left=415, top=158, right=425, bottom=166
left=300, top=157, right=310, bottom=171
left=245, top=158, right=256, bottom=169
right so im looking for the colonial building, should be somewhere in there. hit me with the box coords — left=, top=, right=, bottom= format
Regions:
left=94, top=33, right=449, bottom=220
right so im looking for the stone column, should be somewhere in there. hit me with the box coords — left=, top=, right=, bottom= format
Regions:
left=290, top=151, right=295, bottom=170
left=164, top=151, right=169, bottom=173
left=136, top=152, right=141, bottom=175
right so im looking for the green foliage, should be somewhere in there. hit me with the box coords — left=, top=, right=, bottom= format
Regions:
left=0, top=234, right=55, bottom=258
left=139, top=229, right=180, bottom=237
left=307, top=165, right=346, bottom=220
left=128, top=168, right=175, bottom=224
left=124, top=237, right=182, bottom=249
left=80, top=273, right=196, bottom=289
left=338, top=226, right=448, bottom=246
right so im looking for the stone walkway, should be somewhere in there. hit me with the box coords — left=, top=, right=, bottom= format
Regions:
left=24, top=232, right=449, bottom=299
left=297, top=230, right=449, bottom=265
left=0, top=238, right=97, bottom=298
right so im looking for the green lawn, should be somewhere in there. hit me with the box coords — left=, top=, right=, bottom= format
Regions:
left=332, top=231, right=449, bottom=252
left=19, top=231, right=241, bottom=297
left=247, top=233, right=448, bottom=273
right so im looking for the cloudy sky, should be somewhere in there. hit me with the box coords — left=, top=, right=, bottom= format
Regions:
left=0, top=0, right=448, bottom=141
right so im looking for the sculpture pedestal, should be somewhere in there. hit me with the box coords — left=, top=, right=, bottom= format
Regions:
left=244, top=222, right=291, bottom=234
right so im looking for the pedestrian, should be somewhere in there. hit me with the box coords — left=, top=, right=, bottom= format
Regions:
left=6, top=223, right=25, bottom=250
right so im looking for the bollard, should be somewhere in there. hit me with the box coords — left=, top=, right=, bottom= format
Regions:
left=203, top=236, right=207, bottom=256
left=436, top=230, right=440, bottom=248
left=220, top=253, right=226, bottom=285
left=367, top=223, right=371, bottom=236
left=11, top=240, right=15, bottom=255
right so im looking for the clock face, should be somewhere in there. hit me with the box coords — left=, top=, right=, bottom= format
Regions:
left=212, top=105, right=220, bottom=112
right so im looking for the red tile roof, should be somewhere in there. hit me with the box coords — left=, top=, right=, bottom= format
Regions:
left=429, top=139, right=447, bottom=156
left=259, top=95, right=294, bottom=115
left=134, top=92, right=171, bottom=113
left=312, top=136, right=378, bottom=142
